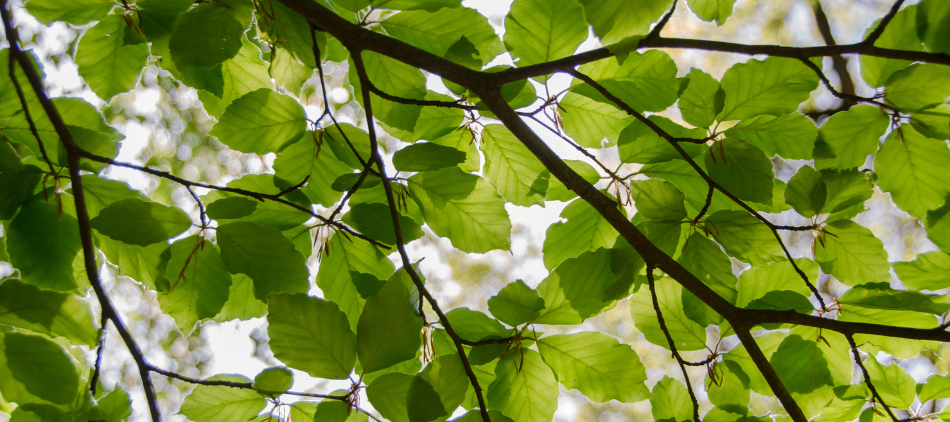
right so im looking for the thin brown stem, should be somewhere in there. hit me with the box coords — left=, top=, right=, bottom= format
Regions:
left=846, top=334, right=900, bottom=422
left=647, top=266, right=700, bottom=422
left=349, top=48, right=491, bottom=422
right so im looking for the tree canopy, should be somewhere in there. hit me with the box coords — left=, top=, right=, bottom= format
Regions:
left=1, top=0, right=950, bottom=421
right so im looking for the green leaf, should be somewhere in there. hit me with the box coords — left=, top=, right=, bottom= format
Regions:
left=723, top=113, right=817, bottom=160
left=481, top=125, right=549, bottom=206
left=770, top=334, right=833, bottom=393
left=0, top=166, right=43, bottom=220
left=267, top=293, right=356, bottom=379
left=686, top=0, right=736, bottom=25
left=558, top=92, right=631, bottom=148
left=274, top=133, right=351, bottom=208
left=820, top=169, right=873, bottom=214
left=209, top=89, right=307, bottom=155
left=194, top=36, right=273, bottom=117
left=503, top=0, right=588, bottom=70
left=487, top=349, right=558, bottom=422
left=545, top=160, right=600, bottom=201
left=630, top=179, right=687, bottom=223
left=706, top=360, right=750, bottom=414
left=269, top=47, right=312, bottom=96
left=357, top=280, right=424, bottom=373
left=815, top=220, right=890, bottom=286
left=316, top=233, right=395, bottom=331
left=406, top=377, right=448, bottom=422
left=216, top=222, right=309, bottom=300
left=677, top=233, right=737, bottom=325
left=350, top=52, right=426, bottom=131
left=24, top=0, right=113, bottom=25
left=0, top=332, right=83, bottom=406
left=443, top=308, right=513, bottom=343
left=206, top=197, right=258, bottom=220
left=542, top=198, right=619, bottom=270
left=864, top=355, right=916, bottom=408
left=0, top=280, right=98, bottom=345
left=884, top=64, right=950, bottom=111
left=538, top=332, right=650, bottom=403
left=576, top=0, right=673, bottom=45
left=487, top=280, right=545, bottom=327
left=574, top=50, right=681, bottom=113
left=169, top=0, right=251, bottom=70
left=260, top=0, right=317, bottom=67
left=847, top=308, right=939, bottom=359
left=312, top=399, right=366, bottom=422
left=382, top=93, right=465, bottom=142
left=919, top=374, right=950, bottom=402
left=706, top=210, right=784, bottom=266
left=382, top=7, right=503, bottom=66
left=342, top=203, right=424, bottom=246
left=894, top=251, right=950, bottom=291
left=252, top=366, right=293, bottom=397
left=618, top=116, right=705, bottom=164
left=706, top=138, right=775, bottom=205
left=911, top=104, right=950, bottom=141
left=367, top=373, right=413, bottom=422
left=98, top=237, right=170, bottom=290
left=178, top=374, right=266, bottom=422
left=874, top=126, right=950, bottom=219
left=408, top=167, right=511, bottom=253
left=535, top=249, right=615, bottom=325
left=8, top=199, right=82, bottom=292
left=213, top=274, right=268, bottom=322
left=90, top=198, right=191, bottom=246
left=651, top=376, right=693, bottom=422
left=861, top=4, right=923, bottom=87
left=717, top=57, right=818, bottom=121
left=630, top=277, right=707, bottom=351
left=75, top=15, right=149, bottom=100
left=452, top=410, right=514, bottom=422
left=838, top=282, right=950, bottom=315
left=679, top=68, right=724, bottom=128
left=736, top=259, right=819, bottom=308
left=813, top=105, right=889, bottom=170
left=159, top=238, right=232, bottom=335
left=785, top=165, right=825, bottom=218
left=97, top=389, right=132, bottom=422
left=392, top=142, right=466, bottom=172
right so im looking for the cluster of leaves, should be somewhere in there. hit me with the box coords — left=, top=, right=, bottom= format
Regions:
left=1, top=0, right=950, bottom=421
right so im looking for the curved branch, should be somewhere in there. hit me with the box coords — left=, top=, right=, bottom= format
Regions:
left=846, top=334, right=900, bottom=422
left=349, top=48, right=492, bottom=422
left=1, top=3, right=162, bottom=420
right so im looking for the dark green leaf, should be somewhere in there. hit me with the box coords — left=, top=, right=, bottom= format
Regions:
left=169, top=0, right=251, bottom=70
left=342, top=203, right=423, bottom=246
left=8, top=199, right=82, bottom=292
left=253, top=366, right=293, bottom=397
left=0, top=332, right=83, bottom=406
left=618, top=116, right=704, bottom=164
left=706, top=138, right=775, bottom=205
left=357, top=280, right=424, bottom=373
left=90, top=198, right=191, bottom=246
left=216, top=222, right=309, bottom=300
left=206, top=197, right=259, bottom=220
left=0, top=166, right=42, bottom=220
left=0, top=280, right=98, bottom=345
left=159, top=238, right=232, bottom=335
left=267, top=293, right=357, bottom=379
left=406, top=377, right=448, bottom=422
left=487, top=280, right=545, bottom=327
left=392, top=142, right=466, bottom=172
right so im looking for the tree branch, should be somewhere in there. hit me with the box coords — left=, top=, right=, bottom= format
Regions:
left=349, top=48, right=492, bottom=422
left=863, top=0, right=906, bottom=46
left=647, top=266, right=700, bottom=422
left=1, top=3, right=163, bottom=420
left=77, top=151, right=388, bottom=249
left=846, top=334, right=900, bottom=422
left=811, top=1, right=856, bottom=106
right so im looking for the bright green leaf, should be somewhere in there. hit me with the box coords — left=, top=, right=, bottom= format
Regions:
left=487, top=280, right=545, bottom=327
left=267, top=293, right=357, bottom=379
left=537, top=332, right=650, bottom=403
left=717, top=57, right=818, bottom=121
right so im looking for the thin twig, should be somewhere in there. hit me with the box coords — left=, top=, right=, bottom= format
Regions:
left=570, top=69, right=827, bottom=311
left=6, top=32, right=56, bottom=174
left=798, top=58, right=895, bottom=112
left=1, top=3, right=163, bottom=420
left=645, top=0, right=677, bottom=42
left=647, top=265, right=700, bottom=422
left=693, top=184, right=714, bottom=224
left=349, top=48, right=492, bottom=422
left=811, top=1, right=856, bottom=106
left=89, top=312, right=108, bottom=396
left=846, top=334, right=900, bottom=422
left=863, top=0, right=906, bottom=46
left=77, top=151, right=388, bottom=249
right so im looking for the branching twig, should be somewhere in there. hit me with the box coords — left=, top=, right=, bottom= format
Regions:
left=1, top=3, right=163, bottom=420
left=645, top=0, right=676, bottom=42
left=811, top=1, right=856, bottom=107
left=647, top=265, right=700, bottom=422
left=349, top=48, right=492, bottom=422
left=77, top=151, right=388, bottom=249
left=798, top=58, right=895, bottom=112
left=570, top=69, right=827, bottom=311
left=846, top=334, right=900, bottom=422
